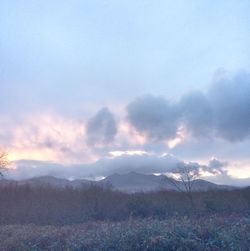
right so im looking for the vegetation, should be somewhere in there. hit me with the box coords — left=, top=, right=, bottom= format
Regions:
left=0, top=184, right=249, bottom=250
left=0, top=184, right=249, bottom=225
left=167, top=163, right=201, bottom=210
left=0, top=214, right=249, bottom=251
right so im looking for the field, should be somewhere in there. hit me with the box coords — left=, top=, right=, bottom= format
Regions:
left=0, top=214, right=250, bottom=251
left=0, top=185, right=249, bottom=250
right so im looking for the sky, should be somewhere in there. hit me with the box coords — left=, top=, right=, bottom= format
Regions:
left=0, top=0, right=250, bottom=185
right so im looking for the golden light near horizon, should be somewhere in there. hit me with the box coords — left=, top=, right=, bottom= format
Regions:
left=227, top=164, right=250, bottom=179
left=1, top=112, right=98, bottom=165
left=7, top=149, right=55, bottom=163
left=109, top=150, right=148, bottom=158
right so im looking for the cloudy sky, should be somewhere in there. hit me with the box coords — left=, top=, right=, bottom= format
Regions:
left=1, top=1, right=250, bottom=185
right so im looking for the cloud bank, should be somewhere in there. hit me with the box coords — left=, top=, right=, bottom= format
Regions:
left=127, top=71, right=250, bottom=142
left=7, top=154, right=226, bottom=181
left=127, top=95, right=180, bottom=141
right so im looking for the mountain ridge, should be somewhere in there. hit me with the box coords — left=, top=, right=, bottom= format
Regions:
left=0, top=172, right=235, bottom=192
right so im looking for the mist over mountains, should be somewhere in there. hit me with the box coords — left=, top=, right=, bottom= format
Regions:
left=4, top=153, right=249, bottom=187
left=1, top=172, right=235, bottom=193
left=7, top=153, right=226, bottom=180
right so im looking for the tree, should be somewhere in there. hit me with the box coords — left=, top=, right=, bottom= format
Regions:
left=168, top=163, right=201, bottom=210
left=0, top=151, right=9, bottom=177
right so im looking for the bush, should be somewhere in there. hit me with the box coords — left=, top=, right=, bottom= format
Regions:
left=0, top=215, right=249, bottom=250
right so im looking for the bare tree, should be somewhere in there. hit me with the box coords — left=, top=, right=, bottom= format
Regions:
left=0, top=151, right=9, bottom=177
left=168, top=163, right=201, bottom=210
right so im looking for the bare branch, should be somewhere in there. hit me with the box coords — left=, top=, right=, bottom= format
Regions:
left=166, top=162, right=202, bottom=210
left=0, top=151, right=9, bottom=176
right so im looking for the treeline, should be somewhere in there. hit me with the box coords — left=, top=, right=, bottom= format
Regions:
left=0, top=184, right=249, bottom=225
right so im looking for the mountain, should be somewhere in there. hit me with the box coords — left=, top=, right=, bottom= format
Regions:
left=100, top=172, right=176, bottom=192
left=0, top=176, right=93, bottom=189
left=0, top=172, right=235, bottom=192
left=190, top=179, right=234, bottom=191
left=100, top=172, right=234, bottom=192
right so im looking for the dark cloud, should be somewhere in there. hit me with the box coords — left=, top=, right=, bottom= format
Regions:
left=208, top=158, right=227, bottom=170
left=207, top=158, right=228, bottom=174
left=127, top=95, right=180, bottom=141
left=86, top=107, right=117, bottom=146
left=208, top=71, right=250, bottom=141
left=127, top=71, right=250, bottom=143
left=179, top=91, right=213, bottom=138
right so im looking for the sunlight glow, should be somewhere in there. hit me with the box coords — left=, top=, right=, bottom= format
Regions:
left=109, top=150, right=148, bottom=158
left=166, top=125, right=187, bottom=149
left=118, top=122, right=146, bottom=145
left=1, top=113, right=98, bottom=164
left=227, top=164, right=250, bottom=179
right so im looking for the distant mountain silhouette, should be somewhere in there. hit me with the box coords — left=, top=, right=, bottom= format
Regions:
left=99, top=172, right=174, bottom=192
left=99, top=172, right=234, bottom=192
left=0, top=176, right=93, bottom=189
left=0, top=172, right=235, bottom=192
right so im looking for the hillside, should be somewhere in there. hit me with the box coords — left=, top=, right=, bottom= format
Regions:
left=0, top=172, right=234, bottom=192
